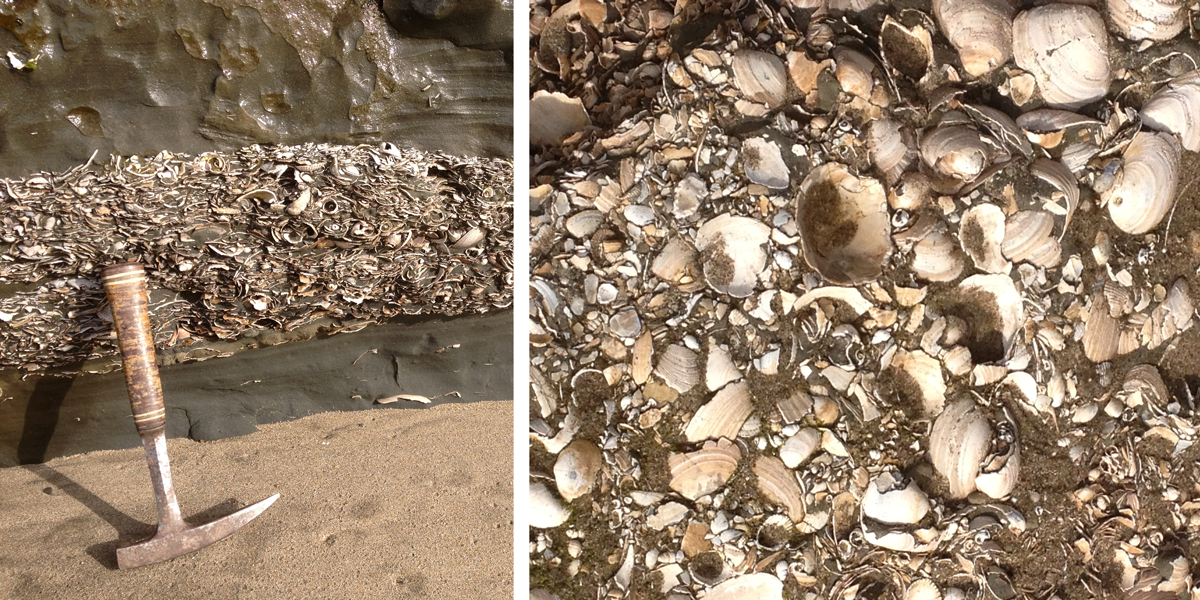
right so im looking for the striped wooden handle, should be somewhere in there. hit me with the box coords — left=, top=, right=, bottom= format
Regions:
left=102, top=263, right=167, bottom=436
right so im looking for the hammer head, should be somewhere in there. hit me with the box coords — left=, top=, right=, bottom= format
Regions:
left=116, top=494, right=280, bottom=569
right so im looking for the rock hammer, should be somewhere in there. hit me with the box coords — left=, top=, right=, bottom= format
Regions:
left=103, top=262, right=279, bottom=569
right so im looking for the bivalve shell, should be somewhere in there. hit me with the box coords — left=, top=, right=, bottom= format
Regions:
left=887, top=349, right=946, bottom=416
left=919, top=124, right=995, bottom=182
left=668, top=438, right=742, bottom=500
left=862, top=471, right=932, bottom=525
left=696, top=214, right=772, bottom=298
left=1103, top=131, right=1181, bottom=234
left=704, top=574, right=784, bottom=600
left=731, top=50, right=788, bottom=108
left=933, top=0, right=1014, bottom=77
left=1001, top=210, right=1055, bottom=264
left=779, top=428, right=822, bottom=468
left=706, top=340, right=743, bottom=392
left=1106, top=0, right=1186, bottom=41
left=959, top=203, right=1010, bottom=274
left=753, top=456, right=806, bottom=521
left=869, top=118, right=917, bottom=186
left=1141, top=70, right=1200, bottom=151
left=796, top=163, right=893, bottom=285
left=929, top=399, right=992, bottom=499
left=531, top=482, right=571, bottom=528
left=554, top=440, right=603, bottom=501
left=910, top=219, right=967, bottom=282
left=1013, top=4, right=1111, bottom=109
left=657, top=344, right=700, bottom=393
left=684, top=381, right=754, bottom=442
left=954, top=274, right=1024, bottom=362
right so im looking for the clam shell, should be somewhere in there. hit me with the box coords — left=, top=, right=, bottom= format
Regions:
left=1167, top=278, right=1194, bottom=330
left=657, top=344, right=700, bottom=393
left=862, top=471, right=932, bottom=525
left=779, top=428, right=821, bottom=468
left=1107, top=0, right=1186, bottom=41
left=753, top=456, right=806, bottom=521
left=696, top=214, right=771, bottom=298
left=929, top=399, right=991, bottom=499
left=919, top=125, right=994, bottom=182
left=530, top=482, right=571, bottom=528
left=959, top=203, right=1010, bottom=274
left=1103, top=131, right=1181, bottom=234
left=906, top=579, right=943, bottom=600
left=832, top=47, right=878, bottom=100
left=933, top=0, right=1014, bottom=77
left=1001, top=210, right=1055, bottom=263
left=1083, top=291, right=1120, bottom=362
left=704, top=574, right=784, bottom=600
left=1141, top=70, right=1200, bottom=152
left=778, top=389, right=813, bottom=423
left=731, top=50, right=788, bottom=108
left=796, top=163, right=893, bottom=285
left=960, top=103, right=1033, bottom=159
left=651, top=237, right=699, bottom=284
left=554, top=440, right=603, bottom=501
left=880, top=15, right=935, bottom=84
left=609, top=307, right=642, bottom=338
left=956, top=274, right=1024, bottom=362
left=975, top=445, right=1020, bottom=499
left=911, top=220, right=967, bottom=282
left=706, top=340, right=744, bottom=392
left=1013, top=4, right=1111, bottom=109
left=869, top=118, right=917, bottom=186
left=684, top=381, right=754, bottom=442
left=889, top=171, right=933, bottom=211
left=566, top=210, right=605, bottom=238
left=668, top=438, right=742, bottom=500
left=888, top=349, right=947, bottom=416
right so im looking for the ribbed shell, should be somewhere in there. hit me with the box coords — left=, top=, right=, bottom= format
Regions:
left=1013, top=5, right=1111, bottom=109
left=684, top=381, right=754, bottom=442
left=933, top=0, right=1015, bottom=77
left=668, top=438, right=742, bottom=500
left=1106, top=0, right=1186, bottom=41
left=1103, top=131, right=1181, bottom=234
left=1140, top=70, right=1200, bottom=152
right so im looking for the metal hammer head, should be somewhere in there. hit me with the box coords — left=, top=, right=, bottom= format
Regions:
left=117, top=493, right=280, bottom=569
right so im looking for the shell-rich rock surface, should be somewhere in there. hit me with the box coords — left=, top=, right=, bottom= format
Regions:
left=530, top=0, right=1200, bottom=597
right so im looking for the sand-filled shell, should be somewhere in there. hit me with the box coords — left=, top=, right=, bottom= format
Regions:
left=887, top=349, right=946, bottom=416
left=933, top=0, right=1014, bottom=77
left=1140, top=70, right=1200, bottom=152
left=796, top=163, right=893, bottom=285
left=930, top=399, right=1019, bottom=499
left=1103, top=131, right=1181, bottom=234
left=554, top=440, right=603, bottom=501
left=879, top=15, right=935, bottom=84
left=732, top=50, right=788, bottom=108
left=684, top=381, right=754, bottom=442
left=889, top=172, right=933, bottom=211
left=959, top=203, right=1010, bottom=274
left=1013, top=4, right=1111, bottom=109
left=696, top=214, right=772, bottom=298
left=742, top=138, right=791, bottom=189
left=531, top=482, right=571, bottom=528
left=862, top=471, right=932, bottom=525
left=911, top=219, right=967, bottom=282
left=919, top=124, right=995, bottom=182
left=954, top=274, right=1024, bottom=362
left=668, top=438, right=742, bottom=500
left=753, top=455, right=806, bottom=521
left=1106, top=0, right=1186, bottom=41
left=869, top=118, right=917, bottom=186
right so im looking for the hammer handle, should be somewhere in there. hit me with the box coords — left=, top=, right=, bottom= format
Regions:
left=102, top=263, right=167, bottom=436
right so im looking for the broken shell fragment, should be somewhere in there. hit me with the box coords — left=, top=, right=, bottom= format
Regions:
left=530, top=91, right=592, bottom=146
left=887, top=349, right=946, bottom=416
left=554, top=440, right=603, bottom=501
left=1140, top=70, right=1200, bottom=152
left=953, top=274, right=1024, bottom=362
left=933, top=0, right=1014, bottom=77
left=696, top=214, right=772, bottom=298
left=1001, top=210, right=1056, bottom=265
left=779, top=428, right=821, bottom=468
left=668, top=438, right=742, bottom=500
left=1103, top=131, right=1181, bottom=234
left=1012, top=4, right=1112, bottom=109
left=832, top=47, right=879, bottom=100
left=796, top=163, right=893, bottom=285
left=919, top=124, right=995, bottom=182
left=706, top=341, right=743, bottom=392
left=684, top=381, right=754, bottom=442
left=869, top=118, right=917, bottom=186
left=657, top=344, right=700, bottom=393
left=731, top=50, right=788, bottom=108
left=862, top=471, right=931, bottom=525
left=531, top=482, right=571, bottom=528
left=1106, top=0, right=1186, bottom=41
left=742, top=138, right=791, bottom=189
left=959, top=203, right=1010, bottom=274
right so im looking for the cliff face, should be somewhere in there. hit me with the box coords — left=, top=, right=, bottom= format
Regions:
left=0, top=0, right=513, bottom=178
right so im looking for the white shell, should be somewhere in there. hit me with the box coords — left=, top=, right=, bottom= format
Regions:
left=706, top=340, right=744, bottom=392
left=906, top=579, right=943, bottom=600
left=929, top=399, right=992, bottom=499
left=668, top=438, right=742, bottom=500
left=1103, top=131, right=1181, bottom=234
left=888, top=349, right=946, bottom=416
left=684, top=381, right=754, bottom=442
left=919, top=125, right=994, bottom=182
left=869, top=118, right=917, bottom=186
left=554, top=440, right=603, bottom=501
left=696, top=214, right=772, bottom=298
left=530, top=482, right=571, bottom=528
left=732, top=50, right=788, bottom=108
left=779, top=428, right=821, bottom=468
left=959, top=203, right=1010, bottom=274
left=933, top=0, right=1014, bottom=77
left=832, top=47, right=878, bottom=100
left=704, top=574, right=784, bottom=600
left=911, top=219, right=967, bottom=282
left=1141, top=70, right=1200, bottom=152
left=753, top=455, right=806, bottom=521
left=656, top=344, right=700, bottom=393
left=1013, top=4, right=1111, bottom=109
left=651, top=237, right=698, bottom=284
left=889, top=172, right=933, bottom=211
left=530, top=91, right=592, bottom=145
left=1106, top=0, right=1186, bottom=41
left=862, top=471, right=932, bottom=525
left=796, top=163, right=893, bottom=285
left=1001, top=210, right=1055, bottom=263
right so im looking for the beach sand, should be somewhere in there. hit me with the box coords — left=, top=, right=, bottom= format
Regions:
left=0, top=400, right=514, bottom=600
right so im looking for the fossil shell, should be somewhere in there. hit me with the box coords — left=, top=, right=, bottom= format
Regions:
left=731, top=50, right=788, bottom=108
left=779, top=427, right=821, bottom=468
left=959, top=203, right=1010, bottom=274
left=753, top=455, right=806, bottom=521
left=1013, top=4, right=1111, bottom=109
left=1103, top=131, right=1181, bottom=234
left=888, top=349, right=947, bottom=416
left=696, top=213, right=772, bottom=298
left=1001, top=210, right=1055, bottom=264
left=862, top=471, right=932, bottom=525
left=933, top=0, right=1014, bottom=77
left=530, top=482, right=571, bottom=528
left=796, top=163, right=893, bottom=285
left=554, top=440, right=603, bottom=501
left=869, top=118, right=917, bottom=186
left=1141, top=70, right=1200, bottom=152
left=657, top=344, right=700, bottom=393
left=1107, top=0, right=1186, bottom=41
left=929, top=399, right=992, bottom=499
left=911, top=220, right=967, bottom=282
left=706, top=340, right=743, bottom=392
left=919, top=124, right=995, bottom=182
left=685, top=381, right=754, bottom=442
left=668, top=438, right=742, bottom=500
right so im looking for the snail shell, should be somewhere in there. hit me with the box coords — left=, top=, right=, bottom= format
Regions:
left=1140, top=70, right=1200, bottom=152
left=1106, top=0, right=1186, bottom=41
left=1102, top=131, right=1181, bottom=234
left=1013, top=4, right=1112, bottom=109
left=933, top=0, right=1015, bottom=77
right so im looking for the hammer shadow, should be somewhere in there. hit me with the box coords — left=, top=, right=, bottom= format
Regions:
left=16, top=362, right=84, bottom=465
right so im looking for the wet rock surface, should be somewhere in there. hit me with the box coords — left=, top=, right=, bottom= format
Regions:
left=0, top=0, right=513, bottom=179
